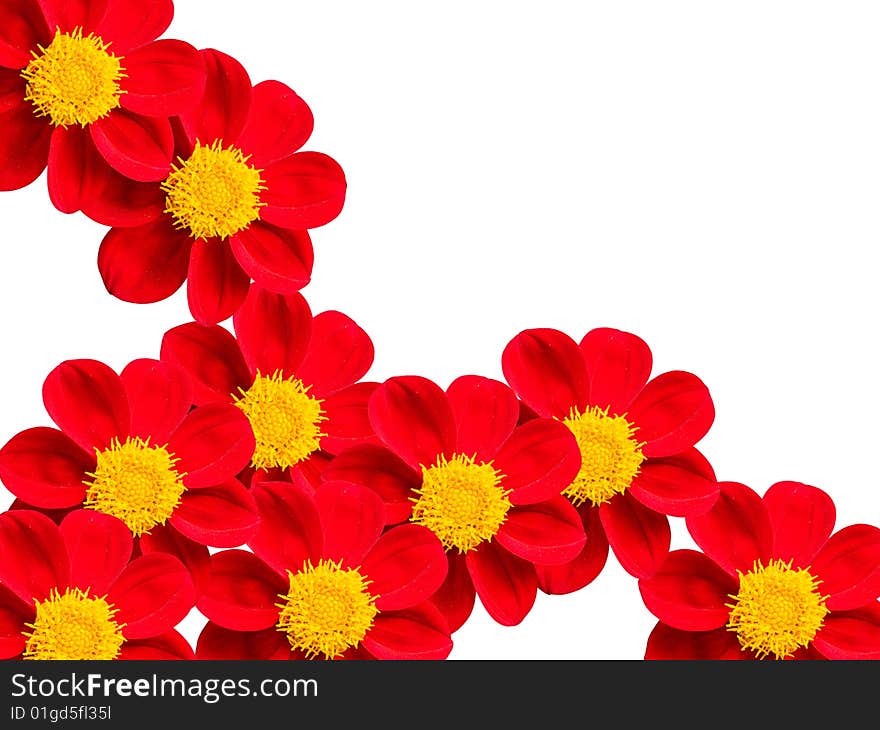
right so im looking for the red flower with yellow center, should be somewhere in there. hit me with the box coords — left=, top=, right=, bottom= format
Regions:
left=0, top=509, right=195, bottom=660
left=97, top=49, right=347, bottom=325
left=325, top=375, right=585, bottom=630
left=160, top=285, right=376, bottom=488
left=502, top=327, right=717, bottom=591
left=196, top=481, right=451, bottom=660
left=640, top=481, right=880, bottom=659
left=0, top=0, right=206, bottom=213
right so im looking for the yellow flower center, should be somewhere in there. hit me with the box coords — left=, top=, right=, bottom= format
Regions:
left=561, top=405, right=646, bottom=507
left=233, top=371, right=326, bottom=471
left=411, top=453, right=510, bottom=553
left=83, top=436, right=186, bottom=537
left=162, top=140, right=266, bottom=240
left=276, top=559, right=378, bottom=659
left=23, top=588, right=125, bottom=660
left=21, top=28, right=125, bottom=127
left=727, top=559, right=829, bottom=660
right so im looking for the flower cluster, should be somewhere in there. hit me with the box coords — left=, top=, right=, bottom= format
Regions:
left=1, top=0, right=879, bottom=660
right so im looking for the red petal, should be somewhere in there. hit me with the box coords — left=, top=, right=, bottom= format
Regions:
left=250, top=481, right=322, bottom=575
left=98, top=219, right=191, bottom=303
left=496, top=497, right=586, bottom=565
left=121, top=358, right=192, bottom=444
left=0, top=585, right=31, bottom=659
left=0, top=95, right=50, bottom=191
left=60, top=510, right=131, bottom=595
left=186, top=240, right=250, bottom=326
left=316, top=481, right=385, bottom=567
left=47, top=125, right=98, bottom=214
left=297, top=311, right=374, bottom=397
left=368, top=376, right=455, bottom=472
left=0, top=510, right=69, bottom=603
left=502, top=328, right=589, bottom=418
left=321, top=444, right=420, bottom=524
left=686, top=481, right=773, bottom=577
left=230, top=222, right=313, bottom=294
left=90, top=109, right=173, bottom=182
left=600, top=492, right=670, bottom=579
left=160, top=322, right=251, bottom=406
left=362, top=602, right=451, bottom=660
left=362, top=524, right=447, bottom=611
left=430, top=552, right=475, bottom=632
left=493, top=418, right=581, bottom=506
left=36, top=0, right=105, bottom=35
left=628, top=371, right=714, bottom=458
left=466, top=540, right=537, bottom=626
left=812, top=603, right=880, bottom=660
left=120, top=39, right=205, bottom=116
left=232, top=285, right=312, bottom=376
left=196, top=549, right=284, bottom=632
left=629, top=448, right=719, bottom=518
left=812, top=524, right=880, bottom=611
left=196, top=622, right=289, bottom=660
left=763, top=481, right=836, bottom=568
left=645, top=622, right=745, bottom=660
left=43, top=359, right=130, bottom=452
left=638, top=549, right=737, bottom=631
left=78, top=154, right=165, bottom=227
left=139, top=524, right=210, bottom=597
left=169, top=403, right=255, bottom=488
left=446, top=375, right=518, bottom=462
left=0, top=427, right=91, bottom=508
left=170, top=479, right=258, bottom=548
left=261, top=152, right=347, bottom=229
left=178, top=49, right=251, bottom=146
left=237, top=80, right=314, bottom=165
left=579, top=327, right=653, bottom=414
left=537, top=504, right=609, bottom=594
left=0, top=0, right=48, bottom=68
left=119, top=629, right=193, bottom=659
left=94, top=0, right=171, bottom=53
left=108, top=552, right=194, bottom=639
left=321, top=382, right=378, bottom=455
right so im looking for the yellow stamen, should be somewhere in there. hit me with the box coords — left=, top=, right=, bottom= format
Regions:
left=276, top=559, right=377, bottom=659
left=21, top=28, right=125, bottom=127
left=411, top=453, right=510, bottom=553
left=162, top=139, right=266, bottom=240
left=83, top=436, right=186, bottom=537
left=23, top=588, right=125, bottom=660
left=561, top=405, right=645, bottom=507
left=233, top=371, right=326, bottom=471
left=727, top=559, right=829, bottom=660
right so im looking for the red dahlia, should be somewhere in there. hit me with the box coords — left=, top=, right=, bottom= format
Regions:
left=0, top=509, right=195, bottom=659
left=161, top=285, right=375, bottom=489
left=0, top=0, right=206, bottom=211
left=502, top=327, right=717, bottom=590
left=324, top=375, right=585, bottom=629
left=196, top=481, right=451, bottom=660
left=97, top=48, right=347, bottom=324
left=640, top=481, right=880, bottom=659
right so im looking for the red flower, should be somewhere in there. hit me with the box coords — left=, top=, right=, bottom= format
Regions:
left=160, top=285, right=375, bottom=489
left=640, top=482, right=880, bottom=659
left=0, top=509, right=195, bottom=659
left=502, top=327, right=717, bottom=590
left=97, top=49, right=346, bottom=324
left=0, top=0, right=206, bottom=213
left=0, top=358, right=257, bottom=590
left=324, top=375, right=585, bottom=630
left=196, top=480, right=451, bottom=660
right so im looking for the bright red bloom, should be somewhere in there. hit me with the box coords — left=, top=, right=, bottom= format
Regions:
left=160, top=285, right=375, bottom=489
left=196, top=480, right=451, bottom=660
left=97, top=48, right=346, bottom=324
left=325, top=375, right=585, bottom=630
left=0, top=0, right=206, bottom=212
left=640, top=481, right=880, bottom=660
left=502, top=327, right=717, bottom=590
left=0, top=358, right=258, bottom=588
left=0, top=509, right=195, bottom=659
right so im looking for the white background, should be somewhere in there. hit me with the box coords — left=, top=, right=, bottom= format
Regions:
left=2, top=1, right=879, bottom=659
